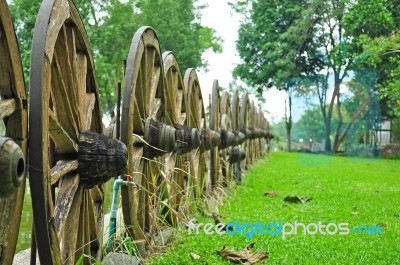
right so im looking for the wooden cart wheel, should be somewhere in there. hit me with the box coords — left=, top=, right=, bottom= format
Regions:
left=257, top=105, right=265, bottom=157
left=220, top=91, right=233, bottom=185
left=251, top=103, right=259, bottom=160
left=29, top=0, right=105, bottom=263
left=264, top=115, right=270, bottom=153
left=240, top=92, right=252, bottom=169
left=209, top=80, right=221, bottom=188
left=160, top=51, right=187, bottom=226
left=121, top=26, right=166, bottom=243
left=184, top=68, right=207, bottom=198
left=231, top=90, right=242, bottom=183
left=0, top=1, right=27, bottom=264
left=249, top=101, right=258, bottom=161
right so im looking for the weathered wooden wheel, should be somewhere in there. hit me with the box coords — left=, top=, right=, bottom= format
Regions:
left=240, top=92, right=252, bottom=169
left=0, top=1, right=27, bottom=263
left=257, top=106, right=266, bottom=157
left=231, top=90, right=243, bottom=183
left=121, top=26, right=167, bottom=243
left=209, top=80, right=222, bottom=188
left=160, top=51, right=193, bottom=226
left=251, top=103, right=259, bottom=160
left=250, top=101, right=259, bottom=161
left=219, top=91, right=233, bottom=185
left=184, top=69, right=209, bottom=198
left=29, top=0, right=120, bottom=263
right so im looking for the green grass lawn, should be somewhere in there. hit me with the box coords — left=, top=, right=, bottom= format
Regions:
left=149, top=152, right=400, bottom=264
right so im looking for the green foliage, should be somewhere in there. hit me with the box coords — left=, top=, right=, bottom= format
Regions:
left=232, top=0, right=320, bottom=93
left=140, top=0, right=222, bottom=72
left=149, top=152, right=400, bottom=264
left=344, top=0, right=400, bottom=117
left=295, top=105, right=326, bottom=143
left=9, top=0, right=221, bottom=117
left=232, top=0, right=399, bottom=151
left=9, top=0, right=41, bottom=85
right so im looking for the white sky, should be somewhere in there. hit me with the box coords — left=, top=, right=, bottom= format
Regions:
left=197, top=0, right=287, bottom=123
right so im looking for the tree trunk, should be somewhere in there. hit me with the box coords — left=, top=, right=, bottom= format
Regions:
left=333, top=95, right=370, bottom=152
left=325, top=72, right=341, bottom=153
left=286, top=120, right=292, bottom=151
left=285, top=93, right=292, bottom=151
left=324, top=119, right=332, bottom=152
left=333, top=93, right=343, bottom=153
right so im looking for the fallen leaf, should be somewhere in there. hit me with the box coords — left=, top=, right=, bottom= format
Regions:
left=264, top=191, right=279, bottom=197
left=217, top=243, right=268, bottom=264
left=191, top=253, right=201, bottom=260
left=377, top=222, right=387, bottom=228
left=284, top=195, right=312, bottom=204
left=351, top=211, right=359, bottom=215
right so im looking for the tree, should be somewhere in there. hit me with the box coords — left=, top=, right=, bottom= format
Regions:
left=232, top=0, right=395, bottom=153
left=9, top=0, right=41, bottom=84
left=344, top=0, right=400, bottom=118
left=231, top=0, right=323, bottom=151
left=294, top=104, right=326, bottom=145
left=139, top=0, right=222, bottom=72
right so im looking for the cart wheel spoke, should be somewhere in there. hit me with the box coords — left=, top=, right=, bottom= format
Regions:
left=50, top=160, right=79, bottom=185
left=49, top=109, right=79, bottom=153
left=51, top=52, right=79, bottom=140
left=0, top=99, right=17, bottom=119
left=54, top=174, right=80, bottom=236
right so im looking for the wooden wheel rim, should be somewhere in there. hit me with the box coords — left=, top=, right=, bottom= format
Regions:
left=0, top=1, right=27, bottom=263
left=231, top=90, right=240, bottom=132
left=240, top=92, right=252, bottom=169
left=230, top=90, right=242, bottom=182
left=160, top=51, right=186, bottom=225
left=29, top=0, right=103, bottom=263
left=257, top=105, right=265, bottom=157
left=120, top=26, right=165, bottom=241
left=250, top=101, right=258, bottom=161
left=183, top=68, right=207, bottom=198
left=220, top=91, right=233, bottom=185
left=209, top=80, right=221, bottom=188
